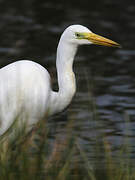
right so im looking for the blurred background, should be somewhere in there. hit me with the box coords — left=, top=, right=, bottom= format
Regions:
left=0, top=0, right=135, bottom=168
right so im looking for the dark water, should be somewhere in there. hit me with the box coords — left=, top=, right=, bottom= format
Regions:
left=0, top=0, right=135, bottom=168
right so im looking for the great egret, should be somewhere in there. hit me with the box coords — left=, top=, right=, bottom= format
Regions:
left=0, top=25, right=120, bottom=136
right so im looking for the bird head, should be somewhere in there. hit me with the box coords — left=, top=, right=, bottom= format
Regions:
left=61, top=25, right=120, bottom=47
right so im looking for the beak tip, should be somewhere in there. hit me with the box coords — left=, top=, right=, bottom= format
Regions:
left=115, top=43, right=122, bottom=48
left=118, top=44, right=122, bottom=48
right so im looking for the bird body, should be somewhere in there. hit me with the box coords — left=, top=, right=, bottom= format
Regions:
left=0, top=60, right=51, bottom=135
left=0, top=25, right=120, bottom=136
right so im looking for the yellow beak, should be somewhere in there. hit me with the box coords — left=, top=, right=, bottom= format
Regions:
left=85, top=32, right=120, bottom=48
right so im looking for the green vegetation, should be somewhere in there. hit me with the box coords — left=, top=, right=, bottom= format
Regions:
left=0, top=115, right=134, bottom=180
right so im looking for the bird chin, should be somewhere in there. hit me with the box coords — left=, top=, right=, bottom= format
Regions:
left=79, top=39, right=92, bottom=45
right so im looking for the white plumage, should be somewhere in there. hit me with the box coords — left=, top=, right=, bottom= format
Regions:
left=0, top=25, right=120, bottom=136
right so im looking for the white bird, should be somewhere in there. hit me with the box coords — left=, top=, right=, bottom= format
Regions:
left=0, top=25, right=120, bottom=136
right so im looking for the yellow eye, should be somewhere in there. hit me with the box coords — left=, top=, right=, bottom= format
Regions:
left=75, top=32, right=84, bottom=39
left=75, top=33, right=81, bottom=38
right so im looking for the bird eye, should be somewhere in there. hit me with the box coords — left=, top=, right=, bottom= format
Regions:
left=75, top=33, right=80, bottom=38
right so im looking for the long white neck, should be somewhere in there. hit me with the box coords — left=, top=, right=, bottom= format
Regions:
left=49, top=36, right=78, bottom=115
